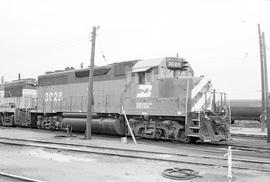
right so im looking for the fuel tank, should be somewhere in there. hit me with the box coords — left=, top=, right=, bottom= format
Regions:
left=62, top=112, right=98, bottom=119
left=61, top=117, right=126, bottom=135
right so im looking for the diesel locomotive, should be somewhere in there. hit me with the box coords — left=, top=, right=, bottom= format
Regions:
left=0, top=57, right=231, bottom=143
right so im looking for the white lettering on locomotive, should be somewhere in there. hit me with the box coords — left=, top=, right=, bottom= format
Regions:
left=44, top=91, right=63, bottom=102
left=136, top=85, right=152, bottom=97
left=136, top=102, right=152, bottom=109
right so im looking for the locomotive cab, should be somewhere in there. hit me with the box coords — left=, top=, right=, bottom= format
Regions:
left=133, top=57, right=194, bottom=84
left=123, top=57, right=196, bottom=117
left=0, top=79, right=37, bottom=127
left=122, top=57, right=230, bottom=142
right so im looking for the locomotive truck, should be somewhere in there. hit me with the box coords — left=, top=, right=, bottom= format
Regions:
left=0, top=57, right=231, bottom=143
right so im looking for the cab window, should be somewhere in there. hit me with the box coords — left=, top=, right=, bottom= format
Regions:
left=138, top=72, right=145, bottom=84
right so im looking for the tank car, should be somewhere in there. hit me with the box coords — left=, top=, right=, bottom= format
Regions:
left=33, top=57, right=230, bottom=142
left=229, top=99, right=262, bottom=123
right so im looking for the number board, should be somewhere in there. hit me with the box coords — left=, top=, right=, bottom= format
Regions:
left=166, top=58, right=183, bottom=69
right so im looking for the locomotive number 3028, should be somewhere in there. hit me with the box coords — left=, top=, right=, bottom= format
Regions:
left=44, top=91, right=63, bottom=102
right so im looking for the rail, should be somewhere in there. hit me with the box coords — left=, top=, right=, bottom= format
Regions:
left=0, top=171, right=43, bottom=182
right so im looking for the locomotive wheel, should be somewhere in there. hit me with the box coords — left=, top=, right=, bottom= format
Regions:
left=177, top=130, right=188, bottom=143
left=179, top=135, right=198, bottom=143
left=180, top=135, right=189, bottom=144
left=154, top=129, right=163, bottom=139
left=188, top=137, right=198, bottom=143
left=42, top=120, right=51, bottom=129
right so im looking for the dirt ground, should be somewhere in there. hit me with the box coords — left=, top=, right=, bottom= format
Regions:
left=0, top=144, right=269, bottom=182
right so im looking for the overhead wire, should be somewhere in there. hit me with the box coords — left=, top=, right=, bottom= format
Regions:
left=230, top=90, right=261, bottom=95
left=189, top=54, right=260, bottom=62
left=96, top=33, right=108, bottom=65
left=186, top=42, right=261, bottom=62
left=53, top=37, right=87, bottom=48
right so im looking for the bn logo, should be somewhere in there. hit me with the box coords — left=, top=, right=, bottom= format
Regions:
left=137, top=85, right=152, bottom=98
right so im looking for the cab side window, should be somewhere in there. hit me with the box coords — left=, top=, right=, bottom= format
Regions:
left=138, top=72, right=145, bottom=84
left=136, top=69, right=153, bottom=84
left=145, top=72, right=151, bottom=83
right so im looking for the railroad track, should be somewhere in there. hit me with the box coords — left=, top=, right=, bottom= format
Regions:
left=96, top=135, right=270, bottom=160
left=231, top=133, right=267, bottom=140
left=92, top=132, right=270, bottom=152
left=0, top=171, right=43, bottom=182
left=76, top=132, right=270, bottom=157
left=198, top=141, right=270, bottom=156
left=0, top=137, right=269, bottom=173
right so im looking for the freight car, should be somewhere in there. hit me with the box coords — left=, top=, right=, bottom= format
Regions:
left=229, top=99, right=262, bottom=123
left=0, top=57, right=231, bottom=143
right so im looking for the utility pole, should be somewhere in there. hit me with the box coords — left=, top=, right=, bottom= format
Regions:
left=258, top=24, right=266, bottom=132
left=262, top=32, right=270, bottom=143
left=86, top=26, right=97, bottom=139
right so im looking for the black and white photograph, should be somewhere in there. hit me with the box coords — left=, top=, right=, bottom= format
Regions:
left=0, top=0, right=270, bottom=181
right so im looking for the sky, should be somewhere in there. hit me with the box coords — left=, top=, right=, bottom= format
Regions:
left=0, top=0, right=270, bottom=99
